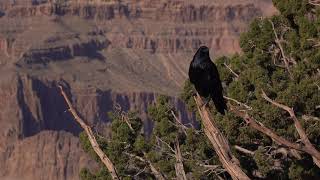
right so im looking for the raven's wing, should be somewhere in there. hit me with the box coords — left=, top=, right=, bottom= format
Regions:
left=188, top=60, right=197, bottom=84
left=207, top=61, right=227, bottom=114
left=206, top=61, right=223, bottom=92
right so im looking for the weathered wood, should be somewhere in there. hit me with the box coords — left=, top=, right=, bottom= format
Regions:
left=58, top=85, right=120, bottom=180
left=174, top=138, right=187, bottom=180
left=194, top=94, right=250, bottom=180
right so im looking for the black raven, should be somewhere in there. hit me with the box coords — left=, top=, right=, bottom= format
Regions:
left=188, top=46, right=227, bottom=115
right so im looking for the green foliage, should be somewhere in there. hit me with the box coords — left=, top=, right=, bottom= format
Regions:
left=180, top=80, right=197, bottom=111
left=147, top=95, right=180, bottom=179
left=253, top=148, right=273, bottom=177
left=79, top=110, right=150, bottom=179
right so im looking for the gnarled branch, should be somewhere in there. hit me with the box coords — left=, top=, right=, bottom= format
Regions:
left=194, top=94, right=251, bottom=180
left=231, top=106, right=320, bottom=168
left=58, top=85, right=119, bottom=180
left=261, top=90, right=320, bottom=167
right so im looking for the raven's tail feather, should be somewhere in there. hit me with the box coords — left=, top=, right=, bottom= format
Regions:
left=212, top=95, right=228, bottom=115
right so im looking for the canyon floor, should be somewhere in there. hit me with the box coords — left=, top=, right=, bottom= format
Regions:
left=0, top=0, right=276, bottom=179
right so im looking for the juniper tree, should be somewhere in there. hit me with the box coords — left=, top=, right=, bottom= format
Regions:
left=79, top=110, right=154, bottom=180
left=79, top=1, right=320, bottom=179
left=182, top=0, right=320, bottom=179
left=147, top=95, right=227, bottom=179
left=79, top=95, right=227, bottom=179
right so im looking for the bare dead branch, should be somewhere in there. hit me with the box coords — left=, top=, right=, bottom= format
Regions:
left=170, top=111, right=202, bottom=134
left=271, top=50, right=286, bottom=68
left=270, top=147, right=302, bottom=159
left=223, top=63, right=239, bottom=79
left=234, top=145, right=255, bottom=156
left=121, top=114, right=135, bottom=132
left=231, top=105, right=320, bottom=168
left=156, top=136, right=176, bottom=155
left=58, top=85, right=119, bottom=180
left=113, top=104, right=135, bottom=132
left=232, top=109, right=302, bottom=150
left=224, top=96, right=252, bottom=110
left=174, top=138, right=187, bottom=180
left=134, top=166, right=147, bottom=177
left=303, top=115, right=320, bottom=121
left=194, top=94, right=251, bottom=180
left=197, top=163, right=221, bottom=170
left=289, top=149, right=303, bottom=160
left=124, top=152, right=166, bottom=180
left=309, top=0, right=320, bottom=6
left=269, top=20, right=293, bottom=79
left=171, top=111, right=188, bottom=136
left=261, top=90, right=320, bottom=167
left=196, top=163, right=225, bottom=179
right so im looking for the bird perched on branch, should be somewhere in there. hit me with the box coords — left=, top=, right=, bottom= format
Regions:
left=188, top=46, right=227, bottom=115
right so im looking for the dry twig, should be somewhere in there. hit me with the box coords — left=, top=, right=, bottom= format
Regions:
left=269, top=20, right=293, bottom=78
left=223, top=96, right=252, bottom=110
left=171, top=111, right=188, bottom=136
left=124, top=152, right=166, bottom=180
left=223, top=63, right=239, bottom=79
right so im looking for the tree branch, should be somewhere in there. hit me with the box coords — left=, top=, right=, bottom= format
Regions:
left=231, top=106, right=320, bottom=168
left=174, top=138, right=187, bottom=180
left=269, top=19, right=293, bottom=79
left=261, top=90, right=320, bottom=167
left=156, top=136, right=176, bottom=155
left=194, top=94, right=251, bottom=180
left=223, top=63, right=239, bottom=79
left=58, top=85, right=119, bottom=180
left=234, top=145, right=255, bottom=156
left=223, top=96, right=252, bottom=110
left=171, top=110, right=188, bottom=136
left=309, top=0, right=320, bottom=6
left=113, top=104, right=135, bottom=132
left=124, top=152, right=166, bottom=180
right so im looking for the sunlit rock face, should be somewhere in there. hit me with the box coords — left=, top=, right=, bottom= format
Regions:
left=0, top=0, right=276, bottom=179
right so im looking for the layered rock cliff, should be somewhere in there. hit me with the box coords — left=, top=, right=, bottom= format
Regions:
left=0, top=0, right=276, bottom=179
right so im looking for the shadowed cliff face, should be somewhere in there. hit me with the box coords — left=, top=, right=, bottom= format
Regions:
left=0, top=72, right=195, bottom=180
left=0, top=0, right=276, bottom=180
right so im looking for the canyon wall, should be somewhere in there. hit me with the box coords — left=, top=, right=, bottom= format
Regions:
left=0, top=0, right=276, bottom=179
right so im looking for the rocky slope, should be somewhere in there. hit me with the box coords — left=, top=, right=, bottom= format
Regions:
left=0, top=0, right=276, bottom=179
